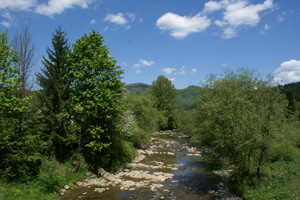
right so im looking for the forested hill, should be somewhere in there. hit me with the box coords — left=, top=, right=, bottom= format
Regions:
left=175, top=85, right=200, bottom=108
left=279, top=81, right=300, bottom=101
left=125, top=83, right=150, bottom=96
left=125, top=83, right=200, bottom=108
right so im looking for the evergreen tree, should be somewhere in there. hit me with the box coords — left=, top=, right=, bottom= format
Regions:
left=0, top=31, right=44, bottom=181
left=286, top=89, right=297, bottom=117
left=68, top=30, right=125, bottom=170
left=36, top=26, right=73, bottom=159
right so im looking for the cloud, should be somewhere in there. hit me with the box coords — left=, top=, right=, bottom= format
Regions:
left=139, top=59, right=154, bottom=66
left=205, top=0, right=274, bottom=39
left=162, top=68, right=176, bottom=75
left=104, top=13, right=127, bottom=25
left=264, top=24, right=270, bottom=30
left=222, top=27, right=237, bottom=39
left=156, top=12, right=211, bottom=39
left=135, top=69, right=141, bottom=74
left=0, top=20, right=11, bottom=27
left=35, top=0, right=94, bottom=16
left=104, top=12, right=140, bottom=30
left=203, top=0, right=222, bottom=13
left=126, top=12, right=136, bottom=21
left=0, top=0, right=36, bottom=11
left=90, top=18, right=96, bottom=24
left=168, top=77, right=176, bottom=82
left=132, top=59, right=155, bottom=68
left=192, top=68, right=197, bottom=73
left=274, top=59, right=300, bottom=83
left=222, top=0, right=273, bottom=27
left=260, top=23, right=270, bottom=35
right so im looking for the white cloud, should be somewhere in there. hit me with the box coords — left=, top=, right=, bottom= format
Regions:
left=0, top=20, right=11, bottom=27
left=223, top=0, right=273, bottom=27
left=0, top=0, right=36, bottom=11
left=132, top=59, right=155, bottom=68
left=132, top=63, right=141, bottom=68
left=156, top=12, right=211, bottom=39
left=203, top=0, right=222, bottom=13
left=104, top=13, right=127, bottom=25
left=274, top=59, right=300, bottom=83
left=276, top=15, right=284, bottom=22
left=264, top=23, right=270, bottom=30
left=90, top=18, right=96, bottom=24
left=162, top=68, right=176, bottom=75
left=1, top=11, right=13, bottom=20
left=35, top=0, right=94, bottom=16
left=192, top=68, right=197, bottom=73
left=260, top=23, right=270, bottom=35
left=220, top=63, right=227, bottom=66
left=139, top=59, right=154, bottom=66
left=126, top=12, right=136, bottom=21
left=168, top=77, right=176, bottom=82
left=135, top=69, right=142, bottom=74
left=205, top=0, right=274, bottom=39
left=222, top=27, right=237, bottom=39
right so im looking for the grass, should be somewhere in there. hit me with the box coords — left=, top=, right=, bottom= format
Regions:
left=0, top=156, right=90, bottom=200
left=243, top=120, right=300, bottom=200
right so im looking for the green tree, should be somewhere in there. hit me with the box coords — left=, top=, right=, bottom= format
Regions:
left=125, top=95, right=159, bottom=147
left=196, top=68, right=288, bottom=192
left=0, top=31, right=44, bottom=181
left=36, top=26, right=73, bottom=160
left=68, top=29, right=125, bottom=170
left=286, top=89, right=297, bottom=118
left=150, top=75, right=177, bottom=129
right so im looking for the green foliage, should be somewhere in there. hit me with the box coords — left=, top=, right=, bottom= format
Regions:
left=176, top=108, right=198, bottom=137
left=69, top=29, right=125, bottom=170
left=37, top=156, right=88, bottom=193
left=150, top=75, right=177, bottom=129
left=36, top=26, right=74, bottom=160
left=0, top=31, right=45, bottom=181
left=196, top=68, right=288, bottom=192
left=279, top=81, right=300, bottom=101
left=176, top=85, right=200, bottom=108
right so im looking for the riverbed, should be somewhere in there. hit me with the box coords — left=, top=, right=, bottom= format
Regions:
left=59, top=131, right=240, bottom=200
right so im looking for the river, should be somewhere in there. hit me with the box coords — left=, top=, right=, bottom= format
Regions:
left=59, top=131, right=240, bottom=200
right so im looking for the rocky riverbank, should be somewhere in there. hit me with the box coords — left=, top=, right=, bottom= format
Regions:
left=59, top=131, right=241, bottom=200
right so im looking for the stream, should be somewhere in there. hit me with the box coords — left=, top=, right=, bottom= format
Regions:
left=59, top=131, right=240, bottom=200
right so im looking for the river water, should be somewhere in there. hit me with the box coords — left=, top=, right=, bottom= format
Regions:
left=59, top=131, right=235, bottom=200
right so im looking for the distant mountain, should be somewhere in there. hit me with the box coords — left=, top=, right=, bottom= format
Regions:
left=279, top=82, right=300, bottom=101
left=125, top=83, right=150, bottom=96
left=125, top=83, right=200, bottom=108
left=176, top=85, right=200, bottom=108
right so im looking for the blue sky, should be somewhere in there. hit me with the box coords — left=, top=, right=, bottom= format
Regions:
left=0, top=0, right=300, bottom=89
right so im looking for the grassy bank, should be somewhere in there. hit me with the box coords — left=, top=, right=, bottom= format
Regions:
left=0, top=157, right=90, bottom=200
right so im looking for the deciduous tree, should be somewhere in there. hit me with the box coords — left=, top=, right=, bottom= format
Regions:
left=196, top=68, right=287, bottom=192
left=69, top=29, right=125, bottom=170
left=150, top=75, right=177, bottom=129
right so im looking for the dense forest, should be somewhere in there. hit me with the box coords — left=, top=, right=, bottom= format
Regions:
left=1, top=26, right=300, bottom=199
left=126, top=83, right=200, bottom=108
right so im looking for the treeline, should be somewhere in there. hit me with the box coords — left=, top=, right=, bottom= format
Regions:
left=0, top=27, right=177, bottom=199
left=176, top=68, right=300, bottom=199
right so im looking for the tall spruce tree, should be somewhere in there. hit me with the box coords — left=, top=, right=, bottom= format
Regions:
left=36, top=26, right=72, bottom=159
